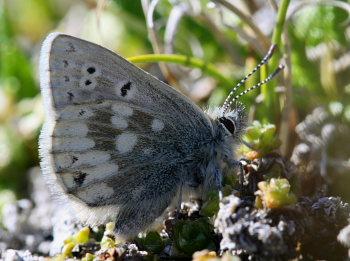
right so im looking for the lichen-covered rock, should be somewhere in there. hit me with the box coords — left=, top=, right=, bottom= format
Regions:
left=0, top=167, right=83, bottom=256
left=297, top=196, right=350, bottom=260
left=215, top=193, right=350, bottom=260
left=1, top=249, right=46, bottom=261
left=215, top=195, right=300, bottom=260
left=0, top=168, right=55, bottom=255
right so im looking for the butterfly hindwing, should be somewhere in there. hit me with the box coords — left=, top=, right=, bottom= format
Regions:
left=39, top=33, right=215, bottom=237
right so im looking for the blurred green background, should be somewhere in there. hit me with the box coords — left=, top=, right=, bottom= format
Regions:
left=0, top=0, right=349, bottom=203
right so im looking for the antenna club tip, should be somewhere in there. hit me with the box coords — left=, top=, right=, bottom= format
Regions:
left=269, top=44, right=277, bottom=54
left=267, top=44, right=278, bottom=58
left=278, top=64, right=285, bottom=70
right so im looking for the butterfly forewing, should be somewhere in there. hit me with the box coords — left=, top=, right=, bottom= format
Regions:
left=39, top=33, right=214, bottom=237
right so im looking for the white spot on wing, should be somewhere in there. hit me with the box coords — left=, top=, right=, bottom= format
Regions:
left=112, top=104, right=133, bottom=117
left=53, top=137, right=95, bottom=152
left=54, top=151, right=111, bottom=170
left=61, top=163, right=118, bottom=189
left=54, top=154, right=72, bottom=169
left=111, top=116, right=128, bottom=129
left=116, top=132, right=137, bottom=153
left=76, top=183, right=114, bottom=204
left=54, top=122, right=88, bottom=136
left=60, top=106, right=94, bottom=119
left=151, top=119, right=164, bottom=132
left=82, top=163, right=118, bottom=183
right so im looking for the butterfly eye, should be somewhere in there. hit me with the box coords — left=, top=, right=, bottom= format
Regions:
left=219, top=117, right=236, bottom=134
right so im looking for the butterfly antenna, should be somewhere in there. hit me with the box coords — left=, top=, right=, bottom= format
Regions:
left=222, top=44, right=277, bottom=111
left=223, top=64, right=285, bottom=113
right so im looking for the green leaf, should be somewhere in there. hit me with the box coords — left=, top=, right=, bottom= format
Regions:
left=173, top=218, right=215, bottom=256
left=137, top=231, right=167, bottom=254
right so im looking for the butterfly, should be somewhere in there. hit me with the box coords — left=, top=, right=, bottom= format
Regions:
left=39, top=32, right=283, bottom=239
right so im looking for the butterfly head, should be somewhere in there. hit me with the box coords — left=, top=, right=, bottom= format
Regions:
left=212, top=45, right=284, bottom=138
left=218, top=104, right=247, bottom=138
left=207, top=103, right=247, bottom=140
left=210, top=45, right=285, bottom=140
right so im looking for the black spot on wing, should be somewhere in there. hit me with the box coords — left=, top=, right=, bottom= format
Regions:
left=72, top=156, right=78, bottom=164
left=66, top=42, right=76, bottom=52
left=67, top=91, right=74, bottom=101
left=79, top=109, right=86, bottom=116
left=87, top=67, right=96, bottom=74
left=85, top=79, right=92, bottom=86
left=121, top=82, right=131, bottom=97
left=73, top=171, right=86, bottom=187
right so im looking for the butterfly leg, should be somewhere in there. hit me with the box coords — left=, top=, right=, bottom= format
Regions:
left=175, top=185, right=183, bottom=219
left=226, top=159, right=245, bottom=193
left=238, top=161, right=245, bottom=193
left=241, top=139, right=262, bottom=154
left=214, top=168, right=223, bottom=200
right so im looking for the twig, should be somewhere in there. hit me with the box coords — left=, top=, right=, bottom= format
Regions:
left=141, top=0, right=179, bottom=89
left=279, top=31, right=295, bottom=157
left=127, top=54, right=233, bottom=87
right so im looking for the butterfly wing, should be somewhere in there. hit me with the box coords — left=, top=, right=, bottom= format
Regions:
left=39, top=33, right=214, bottom=238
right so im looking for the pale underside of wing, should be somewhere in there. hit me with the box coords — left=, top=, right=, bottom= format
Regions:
left=39, top=33, right=214, bottom=237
